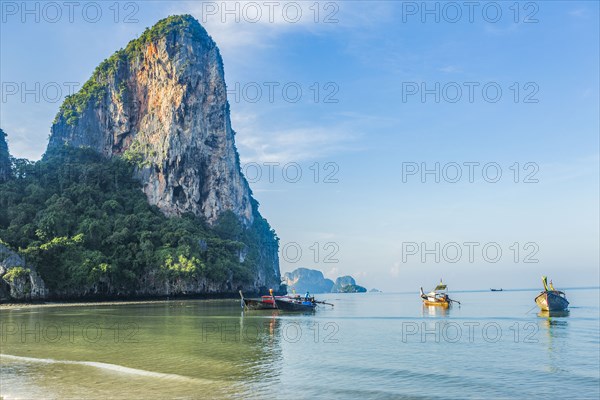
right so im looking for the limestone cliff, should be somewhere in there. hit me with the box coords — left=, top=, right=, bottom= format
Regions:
left=49, top=15, right=252, bottom=224
left=41, top=15, right=280, bottom=296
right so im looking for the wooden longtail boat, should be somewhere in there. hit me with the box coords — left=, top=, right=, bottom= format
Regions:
left=535, top=276, right=569, bottom=312
left=240, top=290, right=333, bottom=312
left=274, top=297, right=317, bottom=312
left=420, top=280, right=459, bottom=307
left=239, top=290, right=278, bottom=310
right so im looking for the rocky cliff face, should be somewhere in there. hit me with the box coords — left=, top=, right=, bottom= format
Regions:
left=40, top=15, right=280, bottom=296
left=0, top=129, right=10, bottom=182
left=0, top=244, right=48, bottom=301
left=49, top=15, right=253, bottom=225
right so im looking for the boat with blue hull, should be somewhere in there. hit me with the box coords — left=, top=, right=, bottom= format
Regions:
left=240, top=290, right=332, bottom=312
left=535, top=276, right=569, bottom=312
left=275, top=297, right=318, bottom=312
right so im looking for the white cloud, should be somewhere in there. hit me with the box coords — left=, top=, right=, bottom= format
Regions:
left=568, top=8, right=588, bottom=19
left=3, top=125, right=46, bottom=161
left=167, top=1, right=393, bottom=54
left=483, top=23, right=520, bottom=36
left=168, top=1, right=334, bottom=53
left=390, top=262, right=401, bottom=277
left=324, top=267, right=340, bottom=279
left=538, top=155, right=600, bottom=185
left=232, top=111, right=363, bottom=163
left=439, top=65, right=462, bottom=74
left=353, top=271, right=368, bottom=279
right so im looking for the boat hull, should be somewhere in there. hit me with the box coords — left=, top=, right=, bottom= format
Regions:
left=422, top=299, right=449, bottom=308
left=535, top=291, right=569, bottom=311
left=242, top=298, right=277, bottom=310
left=275, top=299, right=316, bottom=312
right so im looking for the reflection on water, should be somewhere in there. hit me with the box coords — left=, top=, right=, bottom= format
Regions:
left=421, top=304, right=449, bottom=317
left=537, top=308, right=570, bottom=374
left=538, top=310, right=570, bottom=332
left=538, top=310, right=570, bottom=320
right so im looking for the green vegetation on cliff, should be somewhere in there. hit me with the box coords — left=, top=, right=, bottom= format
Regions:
left=0, top=146, right=277, bottom=296
left=0, top=129, right=10, bottom=182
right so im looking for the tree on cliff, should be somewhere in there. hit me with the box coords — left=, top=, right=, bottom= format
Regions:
left=0, top=129, right=11, bottom=182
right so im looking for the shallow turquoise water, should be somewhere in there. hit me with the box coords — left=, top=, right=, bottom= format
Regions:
left=1, top=288, right=599, bottom=399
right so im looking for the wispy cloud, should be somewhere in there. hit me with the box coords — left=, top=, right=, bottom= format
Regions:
left=538, top=154, right=600, bottom=185
left=167, top=1, right=392, bottom=54
left=232, top=111, right=363, bottom=163
left=568, top=8, right=588, bottom=19
left=324, top=267, right=340, bottom=279
left=439, top=65, right=462, bottom=74
left=484, top=23, right=520, bottom=36
left=168, top=1, right=336, bottom=53
left=390, top=262, right=401, bottom=277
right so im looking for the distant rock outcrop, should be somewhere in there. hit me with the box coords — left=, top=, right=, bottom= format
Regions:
left=282, top=268, right=367, bottom=294
left=332, top=276, right=367, bottom=293
left=282, top=268, right=334, bottom=294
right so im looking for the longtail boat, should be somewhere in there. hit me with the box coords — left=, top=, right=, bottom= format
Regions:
left=535, top=276, right=569, bottom=312
left=490, top=288, right=503, bottom=292
left=275, top=296, right=317, bottom=312
left=239, top=290, right=277, bottom=310
left=240, top=290, right=333, bottom=311
left=420, top=280, right=460, bottom=307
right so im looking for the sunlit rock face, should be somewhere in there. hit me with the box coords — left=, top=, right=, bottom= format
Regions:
left=49, top=15, right=253, bottom=225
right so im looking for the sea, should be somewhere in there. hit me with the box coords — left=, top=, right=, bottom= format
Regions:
left=1, top=288, right=599, bottom=399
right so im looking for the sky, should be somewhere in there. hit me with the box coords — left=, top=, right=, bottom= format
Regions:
left=1, top=1, right=598, bottom=291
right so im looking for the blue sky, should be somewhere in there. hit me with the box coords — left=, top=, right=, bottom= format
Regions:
left=1, top=1, right=598, bottom=291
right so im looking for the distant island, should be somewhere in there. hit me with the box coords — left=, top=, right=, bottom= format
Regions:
left=282, top=268, right=367, bottom=294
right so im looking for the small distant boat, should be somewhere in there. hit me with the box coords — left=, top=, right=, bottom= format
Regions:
left=239, top=290, right=278, bottom=310
left=420, top=280, right=460, bottom=308
left=490, top=288, right=503, bottom=292
left=535, top=276, right=569, bottom=312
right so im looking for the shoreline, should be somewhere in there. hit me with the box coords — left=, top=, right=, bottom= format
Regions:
left=0, top=297, right=241, bottom=310
left=0, top=289, right=289, bottom=310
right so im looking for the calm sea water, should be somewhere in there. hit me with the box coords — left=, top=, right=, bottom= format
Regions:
left=1, top=288, right=599, bottom=399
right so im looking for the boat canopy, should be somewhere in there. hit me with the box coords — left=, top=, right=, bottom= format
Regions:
left=434, top=284, right=447, bottom=291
